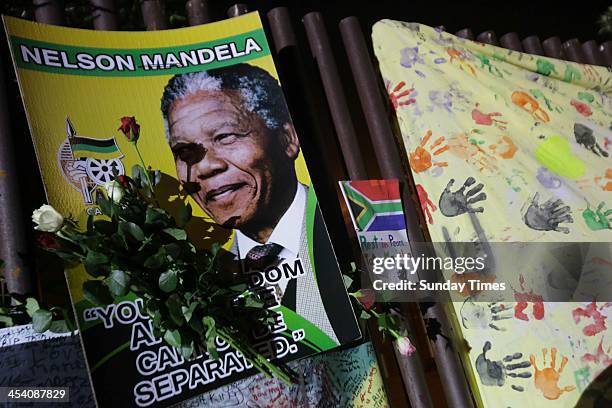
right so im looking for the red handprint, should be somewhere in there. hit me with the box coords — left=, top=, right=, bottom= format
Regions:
left=472, top=103, right=508, bottom=130
left=416, top=184, right=437, bottom=224
left=572, top=301, right=612, bottom=337
left=386, top=81, right=416, bottom=110
left=582, top=337, right=612, bottom=366
left=514, top=274, right=545, bottom=321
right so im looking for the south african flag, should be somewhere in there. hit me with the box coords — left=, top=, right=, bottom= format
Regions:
left=339, top=179, right=406, bottom=232
left=70, top=136, right=122, bottom=160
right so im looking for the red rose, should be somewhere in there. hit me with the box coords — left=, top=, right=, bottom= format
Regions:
left=356, top=289, right=376, bottom=311
left=116, top=175, right=131, bottom=189
left=36, top=232, right=60, bottom=250
left=118, top=116, right=140, bottom=142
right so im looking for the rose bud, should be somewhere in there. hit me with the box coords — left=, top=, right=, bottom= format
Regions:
left=36, top=232, right=60, bottom=250
left=395, top=336, right=416, bottom=357
left=32, top=204, right=64, bottom=232
left=104, top=180, right=124, bottom=203
left=356, top=289, right=375, bottom=311
left=116, top=175, right=131, bottom=189
left=118, top=116, right=140, bottom=142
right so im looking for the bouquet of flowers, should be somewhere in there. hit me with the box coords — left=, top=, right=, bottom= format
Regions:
left=32, top=117, right=292, bottom=383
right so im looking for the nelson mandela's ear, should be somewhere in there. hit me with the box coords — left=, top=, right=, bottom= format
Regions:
left=281, top=122, right=300, bottom=160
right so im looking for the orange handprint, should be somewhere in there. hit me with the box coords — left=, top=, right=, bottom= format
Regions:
left=409, top=130, right=449, bottom=173
left=511, top=91, right=550, bottom=123
left=386, top=80, right=416, bottom=110
left=594, top=168, right=612, bottom=191
left=448, top=134, right=498, bottom=173
left=447, top=47, right=476, bottom=76
left=489, top=136, right=518, bottom=159
left=530, top=348, right=576, bottom=400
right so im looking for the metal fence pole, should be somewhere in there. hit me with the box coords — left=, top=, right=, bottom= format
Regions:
left=339, top=16, right=475, bottom=408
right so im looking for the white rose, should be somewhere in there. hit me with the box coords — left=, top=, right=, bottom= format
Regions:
left=32, top=204, right=64, bottom=232
left=104, top=180, right=124, bottom=203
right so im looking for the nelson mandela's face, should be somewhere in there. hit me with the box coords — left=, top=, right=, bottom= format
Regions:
left=168, top=89, right=294, bottom=230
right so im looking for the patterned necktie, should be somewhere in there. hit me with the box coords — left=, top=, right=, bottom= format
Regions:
left=243, top=243, right=285, bottom=300
left=243, top=243, right=284, bottom=272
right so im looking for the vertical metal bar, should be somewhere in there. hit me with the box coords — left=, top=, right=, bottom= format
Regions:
left=499, top=32, right=523, bottom=52
left=0, top=57, right=31, bottom=295
left=90, top=0, right=119, bottom=31
left=455, top=28, right=474, bottom=40
left=339, top=16, right=435, bottom=408
left=582, top=41, right=605, bottom=66
left=522, top=35, right=544, bottom=56
left=32, top=0, right=64, bottom=25
left=542, top=37, right=565, bottom=59
left=302, top=12, right=368, bottom=181
left=563, top=38, right=587, bottom=63
left=141, top=0, right=168, bottom=30
left=476, top=30, right=498, bottom=46
left=186, top=0, right=212, bottom=25
left=227, top=4, right=249, bottom=18
left=601, top=42, right=612, bottom=68
left=339, top=16, right=475, bottom=408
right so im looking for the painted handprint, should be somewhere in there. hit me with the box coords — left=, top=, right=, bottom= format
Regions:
left=471, top=103, right=508, bottom=130
left=439, top=177, right=487, bottom=217
left=488, top=136, right=518, bottom=159
left=582, top=202, right=612, bottom=231
left=582, top=338, right=612, bottom=367
left=574, top=123, right=609, bottom=158
left=446, top=47, right=476, bottom=76
left=448, top=134, right=498, bottom=173
left=386, top=80, right=416, bottom=111
left=594, top=168, right=612, bottom=191
left=476, top=341, right=532, bottom=392
left=572, top=301, right=612, bottom=337
left=536, top=167, right=563, bottom=189
left=513, top=274, right=545, bottom=321
left=460, top=299, right=513, bottom=331
left=511, top=91, right=550, bottom=123
left=530, top=348, right=576, bottom=400
left=522, top=193, right=573, bottom=233
left=416, top=184, right=436, bottom=224
left=409, top=130, right=449, bottom=173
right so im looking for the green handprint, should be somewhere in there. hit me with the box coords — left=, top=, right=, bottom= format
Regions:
left=582, top=202, right=612, bottom=231
left=564, top=65, right=582, bottom=83
left=536, top=59, right=558, bottom=76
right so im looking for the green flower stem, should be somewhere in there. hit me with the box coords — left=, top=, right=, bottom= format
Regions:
left=132, top=142, right=155, bottom=198
left=216, top=326, right=292, bottom=385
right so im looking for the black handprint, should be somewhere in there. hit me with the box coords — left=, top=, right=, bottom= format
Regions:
left=460, top=299, right=513, bottom=331
left=439, top=177, right=487, bottom=217
left=476, top=341, right=532, bottom=392
left=574, top=123, right=609, bottom=157
left=522, top=193, right=573, bottom=234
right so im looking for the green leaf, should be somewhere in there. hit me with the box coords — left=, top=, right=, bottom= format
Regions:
left=94, top=220, right=117, bottom=234
left=166, top=294, right=184, bottom=326
left=164, top=243, right=182, bottom=259
left=120, top=222, right=145, bottom=241
left=83, top=280, right=114, bottom=305
left=145, top=207, right=170, bottom=226
left=182, top=302, right=198, bottom=322
left=144, top=249, right=167, bottom=269
left=178, top=203, right=192, bottom=227
left=49, top=320, right=71, bottom=333
left=0, top=315, right=14, bottom=326
left=25, top=298, right=40, bottom=318
left=210, top=243, right=220, bottom=257
left=164, top=329, right=182, bottom=349
left=202, top=316, right=218, bottom=359
left=159, top=270, right=178, bottom=293
left=342, top=274, right=353, bottom=290
left=84, top=251, right=110, bottom=277
left=179, top=342, right=194, bottom=359
left=105, top=270, right=131, bottom=297
left=95, top=191, right=113, bottom=216
left=32, top=309, right=52, bottom=332
left=360, top=311, right=371, bottom=320
left=163, top=228, right=187, bottom=241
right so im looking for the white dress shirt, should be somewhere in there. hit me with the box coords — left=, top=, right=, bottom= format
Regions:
left=235, top=183, right=307, bottom=295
